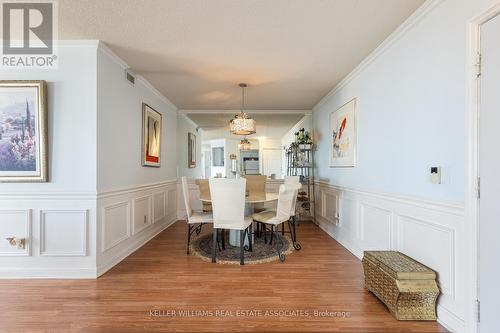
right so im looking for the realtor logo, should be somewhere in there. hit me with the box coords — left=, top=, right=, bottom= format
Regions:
left=1, top=1, right=58, bottom=68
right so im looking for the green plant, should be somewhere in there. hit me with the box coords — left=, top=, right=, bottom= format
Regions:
left=295, top=128, right=312, bottom=144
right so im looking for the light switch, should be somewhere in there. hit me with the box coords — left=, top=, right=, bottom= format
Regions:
left=430, top=167, right=441, bottom=184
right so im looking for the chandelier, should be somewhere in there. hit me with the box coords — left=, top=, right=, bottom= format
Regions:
left=238, top=137, right=251, bottom=150
left=230, top=83, right=256, bottom=135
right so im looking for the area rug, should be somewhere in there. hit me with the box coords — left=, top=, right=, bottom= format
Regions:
left=190, top=233, right=295, bottom=264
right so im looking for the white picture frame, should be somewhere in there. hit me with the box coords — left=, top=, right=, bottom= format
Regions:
left=329, top=98, right=357, bottom=167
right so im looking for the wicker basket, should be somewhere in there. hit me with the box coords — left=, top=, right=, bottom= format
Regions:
left=362, top=251, right=440, bottom=320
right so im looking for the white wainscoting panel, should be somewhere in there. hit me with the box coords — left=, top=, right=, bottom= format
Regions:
left=96, top=180, right=177, bottom=277
left=132, top=196, right=152, bottom=235
left=0, top=209, right=31, bottom=256
left=102, top=201, right=130, bottom=251
left=360, top=203, right=393, bottom=250
left=153, top=191, right=166, bottom=223
left=167, top=188, right=177, bottom=217
left=315, top=181, right=465, bottom=333
left=40, top=210, right=88, bottom=257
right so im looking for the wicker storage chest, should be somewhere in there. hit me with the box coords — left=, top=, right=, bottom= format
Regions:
left=362, top=251, right=440, bottom=320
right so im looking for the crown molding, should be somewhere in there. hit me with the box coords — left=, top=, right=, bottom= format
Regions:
left=312, top=0, right=444, bottom=112
left=95, top=41, right=178, bottom=112
left=178, top=109, right=311, bottom=115
left=179, top=114, right=200, bottom=129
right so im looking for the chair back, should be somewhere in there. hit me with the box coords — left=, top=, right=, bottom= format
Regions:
left=209, top=178, right=247, bottom=230
left=195, top=179, right=212, bottom=212
left=195, top=179, right=210, bottom=199
left=284, top=175, right=300, bottom=185
left=276, top=184, right=298, bottom=221
left=245, top=175, right=266, bottom=196
left=284, top=177, right=301, bottom=216
left=181, top=177, right=193, bottom=220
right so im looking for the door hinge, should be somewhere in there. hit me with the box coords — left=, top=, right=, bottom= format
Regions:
left=477, top=177, right=481, bottom=199
left=477, top=299, right=481, bottom=322
left=476, top=53, right=482, bottom=78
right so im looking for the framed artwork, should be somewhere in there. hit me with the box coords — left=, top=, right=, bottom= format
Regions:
left=330, top=98, right=357, bottom=167
left=141, top=103, right=162, bottom=167
left=0, top=80, right=48, bottom=182
left=188, top=132, right=196, bottom=168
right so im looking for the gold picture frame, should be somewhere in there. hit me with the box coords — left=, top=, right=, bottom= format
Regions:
left=0, top=80, right=48, bottom=182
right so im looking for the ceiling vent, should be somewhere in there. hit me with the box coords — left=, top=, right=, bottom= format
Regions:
left=125, top=70, right=135, bottom=85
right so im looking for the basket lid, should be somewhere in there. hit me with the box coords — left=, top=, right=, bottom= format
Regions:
left=364, top=251, right=436, bottom=280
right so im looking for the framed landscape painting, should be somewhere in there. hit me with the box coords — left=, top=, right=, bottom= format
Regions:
left=0, top=80, right=48, bottom=182
left=330, top=98, right=357, bottom=167
left=188, top=132, right=196, bottom=168
left=141, top=103, right=162, bottom=167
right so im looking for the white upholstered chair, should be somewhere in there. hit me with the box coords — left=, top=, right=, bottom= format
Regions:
left=181, top=177, right=213, bottom=254
left=284, top=175, right=300, bottom=185
left=209, top=178, right=253, bottom=265
left=270, top=177, right=302, bottom=250
left=252, top=184, right=298, bottom=262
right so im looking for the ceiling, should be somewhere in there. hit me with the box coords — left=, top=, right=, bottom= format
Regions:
left=58, top=0, right=424, bottom=110
left=187, top=113, right=305, bottom=140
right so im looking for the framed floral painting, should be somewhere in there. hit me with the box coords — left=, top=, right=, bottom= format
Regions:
left=0, top=80, right=48, bottom=182
left=188, top=132, right=196, bottom=168
left=330, top=98, right=357, bottom=167
left=142, top=103, right=162, bottom=167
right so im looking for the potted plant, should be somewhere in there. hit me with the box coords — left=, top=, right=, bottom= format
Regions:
left=296, top=128, right=313, bottom=150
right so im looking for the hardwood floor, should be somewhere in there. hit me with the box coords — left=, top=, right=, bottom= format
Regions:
left=0, top=221, right=448, bottom=333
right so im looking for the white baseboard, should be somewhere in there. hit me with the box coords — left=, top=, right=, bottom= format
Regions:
left=0, top=267, right=97, bottom=279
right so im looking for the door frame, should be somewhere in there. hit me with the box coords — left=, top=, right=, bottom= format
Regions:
left=466, top=3, right=500, bottom=332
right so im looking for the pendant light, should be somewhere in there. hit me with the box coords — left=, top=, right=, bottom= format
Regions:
left=238, top=137, right=251, bottom=150
left=230, top=83, right=256, bottom=135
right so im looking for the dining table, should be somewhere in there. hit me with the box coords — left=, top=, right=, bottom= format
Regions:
left=199, top=192, right=278, bottom=246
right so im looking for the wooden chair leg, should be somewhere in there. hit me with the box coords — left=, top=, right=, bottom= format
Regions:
left=282, top=223, right=285, bottom=236
left=240, top=229, right=245, bottom=265
left=212, top=228, right=217, bottom=263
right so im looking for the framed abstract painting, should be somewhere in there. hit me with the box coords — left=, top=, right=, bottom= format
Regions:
left=141, top=103, right=162, bottom=167
left=0, top=80, right=48, bottom=182
left=188, top=132, right=196, bottom=168
left=329, top=98, right=357, bottom=167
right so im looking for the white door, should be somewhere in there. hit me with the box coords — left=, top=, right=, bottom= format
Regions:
left=479, top=13, right=500, bottom=333
left=262, top=149, right=282, bottom=178
left=203, top=152, right=211, bottom=178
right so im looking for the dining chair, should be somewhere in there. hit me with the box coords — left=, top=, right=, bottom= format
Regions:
left=181, top=177, right=213, bottom=254
left=195, top=179, right=212, bottom=212
left=284, top=181, right=302, bottom=250
left=252, top=184, right=298, bottom=262
left=209, top=178, right=253, bottom=265
left=284, top=175, right=300, bottom=185
left=245, top=174, right=267, bottom=236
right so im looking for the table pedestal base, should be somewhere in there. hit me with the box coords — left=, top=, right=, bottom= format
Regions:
left=228, top=203, right=254, bottom=247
